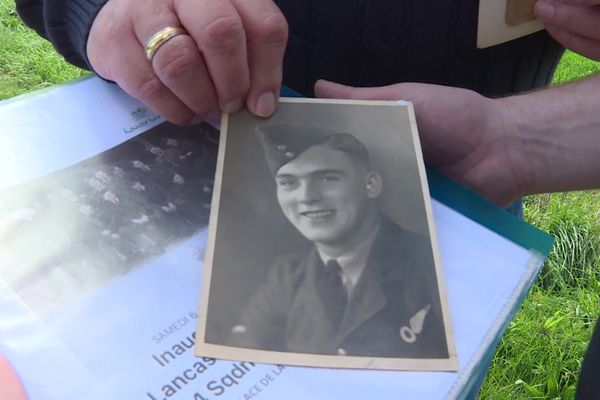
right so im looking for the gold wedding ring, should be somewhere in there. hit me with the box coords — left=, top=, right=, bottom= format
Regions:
left=145, top=26, right=187, bottom=62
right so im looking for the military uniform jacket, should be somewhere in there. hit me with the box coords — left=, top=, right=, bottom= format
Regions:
left=231, top=219, right=449, bottom=358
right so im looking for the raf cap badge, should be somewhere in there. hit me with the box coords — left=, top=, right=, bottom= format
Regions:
left=256, top=123, right=340, bottom=175
left=256, top=123, right=369, bottom=175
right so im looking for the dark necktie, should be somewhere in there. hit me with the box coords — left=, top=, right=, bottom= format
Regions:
left=318, top=259, right=348, bottom=328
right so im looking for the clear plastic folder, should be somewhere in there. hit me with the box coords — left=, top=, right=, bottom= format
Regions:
left=0, top=77, right=552, bottom=400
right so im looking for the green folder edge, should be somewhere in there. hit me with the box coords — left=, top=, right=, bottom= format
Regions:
left=280, top=86, right=554, bottom=257
left=426, top=168, right=554, bottom=256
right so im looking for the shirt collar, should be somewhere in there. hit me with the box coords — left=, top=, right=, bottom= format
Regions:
left=318, top=223, right=380, bottom=292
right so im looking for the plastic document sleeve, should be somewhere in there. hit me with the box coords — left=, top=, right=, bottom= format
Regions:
left=0, top=77, right=552, bottom=400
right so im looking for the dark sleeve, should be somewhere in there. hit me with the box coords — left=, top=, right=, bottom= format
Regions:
left=15, top=0, right=108, bottom=70
left=228, top=256, right=304, bottom=351
left=576, top=318, right=600, bottom=399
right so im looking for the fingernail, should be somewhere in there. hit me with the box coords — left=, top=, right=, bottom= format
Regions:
left=222, top=98, right=244, bottom=114
left=255, top=92, right=276, bottom=117
left=535, top=1, right=555, bottom=20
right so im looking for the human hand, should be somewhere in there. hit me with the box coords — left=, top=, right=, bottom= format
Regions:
left=314, top=80, right=532, bottom=207
left=0, top=355, right=28, bottom=400
left=534, top=0, right=600, bottom=60
left=87, top=0, right=288, bottom=125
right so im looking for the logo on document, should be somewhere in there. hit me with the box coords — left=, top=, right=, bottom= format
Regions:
left=124, top=107, right=161, bottom=135
left=131, top=107, right=150, bottom=121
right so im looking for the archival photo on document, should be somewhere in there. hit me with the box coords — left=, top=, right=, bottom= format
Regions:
left=0, top=122, right=218, bottom=317
left=196, top=98, right=458, bottom=371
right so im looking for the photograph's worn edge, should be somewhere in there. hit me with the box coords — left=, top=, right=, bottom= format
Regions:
left=197, top=341, right=459, bottom=371
left=405, top=102, right=458, bottom=364
left=195, top=112, right=229, bottom=351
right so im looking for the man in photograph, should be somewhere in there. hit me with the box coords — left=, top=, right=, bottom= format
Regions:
left=229, top=123, right=448, bottom=358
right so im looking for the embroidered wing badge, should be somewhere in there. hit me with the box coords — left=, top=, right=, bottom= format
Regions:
left=399, top=304, right=431, bottom=343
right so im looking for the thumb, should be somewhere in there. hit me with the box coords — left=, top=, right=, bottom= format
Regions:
left=314, top=79, right=413, bottom=101
left=314, top=80, right=359, bottom=99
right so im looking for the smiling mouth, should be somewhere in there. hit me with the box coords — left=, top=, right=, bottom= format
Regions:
left=300, top=210, right=335, bottom=219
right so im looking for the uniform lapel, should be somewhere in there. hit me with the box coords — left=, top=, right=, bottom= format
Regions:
left=336, top=243, right=388, bottom=343
left=299, top=248, right=339, bottom=340
left=335, top=218, right=409, bottom=345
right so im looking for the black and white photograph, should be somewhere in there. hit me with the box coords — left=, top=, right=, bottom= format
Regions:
left=0, top=122, right=218, bottom=317
left=197, top=98, right=457, bottom=371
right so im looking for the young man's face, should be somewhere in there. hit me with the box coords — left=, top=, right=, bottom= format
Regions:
left=275, top=145, right=376, bottom=247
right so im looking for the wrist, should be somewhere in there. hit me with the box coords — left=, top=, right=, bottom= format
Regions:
left=491, top=96, right=538, bottom=200
left=496, top=75, right=600, bottom=196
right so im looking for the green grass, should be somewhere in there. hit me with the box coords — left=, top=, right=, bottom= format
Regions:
left=1, top=2, right=600, bottom=399
left=480, top=191, right=600, bottom=399
left=479, top=53, right=600, bottom=397
left=530, top=193, right=600, bottom=293
left=0, top=0, right=87, bottom=100
left=553, top=51, right=600, bottom=84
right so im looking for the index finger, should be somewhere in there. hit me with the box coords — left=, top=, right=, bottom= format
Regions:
left=176, top=0, right=250, bottom=113
left=231, top=0, right=288, bottom=117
